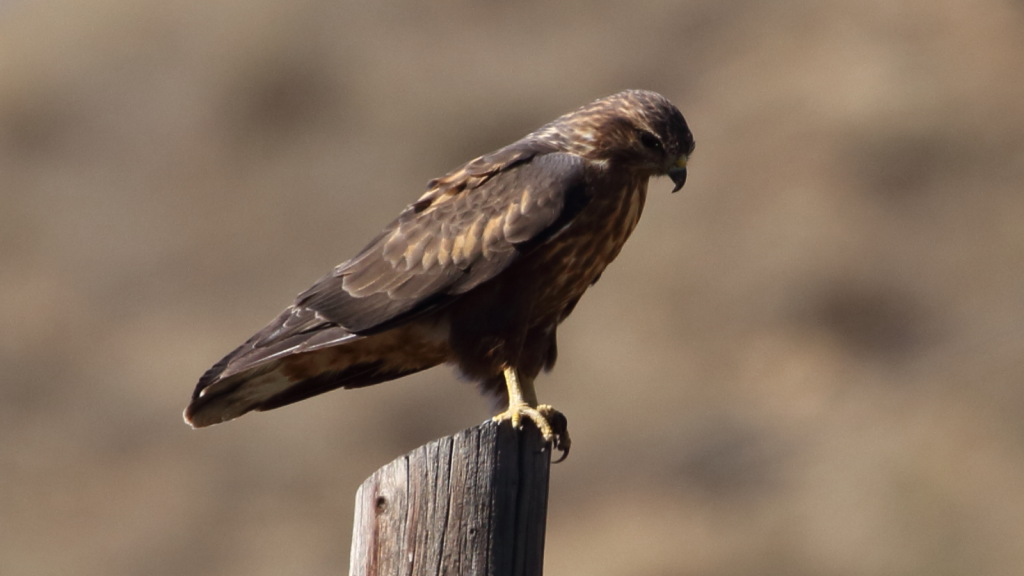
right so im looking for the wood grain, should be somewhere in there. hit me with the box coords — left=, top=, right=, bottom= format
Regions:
left=349, top=420, right=551, bottom=576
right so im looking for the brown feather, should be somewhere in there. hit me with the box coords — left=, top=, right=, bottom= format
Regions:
left=295, top=151, right=590, bottom=333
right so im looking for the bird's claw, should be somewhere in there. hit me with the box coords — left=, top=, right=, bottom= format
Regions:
left=493, top=403, right=571, bottom=462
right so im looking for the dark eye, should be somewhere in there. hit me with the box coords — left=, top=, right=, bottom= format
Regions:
left=638, top=130, right=663, bottom=151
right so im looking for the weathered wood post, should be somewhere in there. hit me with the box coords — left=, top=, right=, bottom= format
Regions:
left=349, top=419, right=552, bottom=576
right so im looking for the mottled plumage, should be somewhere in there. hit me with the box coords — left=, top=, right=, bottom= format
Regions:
left=185, top=90, right=694, bottom=435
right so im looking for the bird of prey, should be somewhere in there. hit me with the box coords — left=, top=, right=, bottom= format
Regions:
left=185, top=90, right=694, bottom=456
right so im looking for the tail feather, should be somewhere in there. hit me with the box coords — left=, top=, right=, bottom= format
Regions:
left=184, top=320, right=452, bottom=428
left=183, top=357, right=422, bottom=427
left=184, top=361, right=289, bottom=427
left=255, top=361, right=419, bottom=411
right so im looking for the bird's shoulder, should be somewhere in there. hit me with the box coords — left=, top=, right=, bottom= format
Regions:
left=405, top=136, right=573, bottom=217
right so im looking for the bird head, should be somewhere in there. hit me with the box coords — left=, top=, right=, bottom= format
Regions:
left=551, top=90, right=695, bottom=192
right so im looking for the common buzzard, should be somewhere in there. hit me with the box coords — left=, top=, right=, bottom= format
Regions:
left=185, top=90, right=694, bottom=456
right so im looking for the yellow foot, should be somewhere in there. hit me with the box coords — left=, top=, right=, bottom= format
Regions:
left=493, top=403, right=571, bottom=462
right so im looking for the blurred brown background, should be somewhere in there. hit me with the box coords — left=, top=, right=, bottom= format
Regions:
left=2, top=0, right=1023, bottom=574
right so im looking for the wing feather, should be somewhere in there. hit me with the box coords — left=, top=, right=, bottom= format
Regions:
left=300, top=147, right=591, bottom=334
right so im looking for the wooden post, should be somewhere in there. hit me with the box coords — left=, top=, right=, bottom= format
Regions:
left=349, top=420, right=552, bottom=576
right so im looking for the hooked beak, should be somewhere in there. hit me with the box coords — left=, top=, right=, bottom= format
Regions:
left=668, top=155, right=688, bottom=192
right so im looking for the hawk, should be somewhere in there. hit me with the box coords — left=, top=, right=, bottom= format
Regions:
left=185, top=90, right=694, bottom=456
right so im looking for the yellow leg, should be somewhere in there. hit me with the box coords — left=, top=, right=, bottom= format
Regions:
left=492, top=367, right=571, bottom=459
